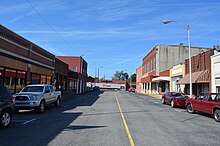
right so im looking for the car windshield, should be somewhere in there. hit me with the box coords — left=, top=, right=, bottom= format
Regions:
left=171, top=92, right=184, bottom=97
left=21, top=86, right=44, bottom=92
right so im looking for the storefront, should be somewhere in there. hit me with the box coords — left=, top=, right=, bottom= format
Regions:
left=170, top=64, right=185, bottom=93
left=211, top=51, right=220, bottom=93
left=0, top=25, right=54, bottom=93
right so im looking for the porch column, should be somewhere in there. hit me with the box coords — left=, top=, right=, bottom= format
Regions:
left=76, top=79, right=79, bottom=94
left=149, top=82, right=152, bottom=94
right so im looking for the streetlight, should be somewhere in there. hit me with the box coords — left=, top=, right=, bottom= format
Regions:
left=97, top=66, right=103, bottom=82
left=163, top=20, right=192, bottom=98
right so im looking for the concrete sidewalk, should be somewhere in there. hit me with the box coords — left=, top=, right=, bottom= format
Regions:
left=149, top=94, right=162, bottom=99
left=135, top=91, right=162, bottom=99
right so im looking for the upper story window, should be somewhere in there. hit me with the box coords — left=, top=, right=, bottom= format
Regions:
left=73, top=66, right=77, bottom=72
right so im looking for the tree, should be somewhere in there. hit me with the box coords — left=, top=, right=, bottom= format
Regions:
left=129, top=73, right=136, bottom=82
left=112, top=70, right=128, bottom=80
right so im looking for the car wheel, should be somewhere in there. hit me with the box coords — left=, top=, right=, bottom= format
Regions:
left=0, top=110, right=12, bottom=129
left=54, top=97, right=60, bottom=107
left=37, top=101, right=45, bottom=113
left=171, top=100, right=175, bottom=108
left=161, top=98, right=165, bottom=104
left=214, top=110, right=220, bottom=122
left=186, top=104, right=194, bottom=114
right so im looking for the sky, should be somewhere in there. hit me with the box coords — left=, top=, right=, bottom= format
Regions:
left=1, top=0, right=220, bottom=79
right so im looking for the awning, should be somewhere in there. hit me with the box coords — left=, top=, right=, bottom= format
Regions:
left=177, top=70, right=210, bottom=84
left=197, top=70, right=210, bottom=83
left=152, top=76, right=170, bottom=82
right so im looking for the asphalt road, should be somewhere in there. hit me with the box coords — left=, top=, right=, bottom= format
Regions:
left=1, top=91, right=220, bottom=146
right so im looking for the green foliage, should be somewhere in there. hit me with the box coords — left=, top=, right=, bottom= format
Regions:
left=112, top=70, right=129, bottom=80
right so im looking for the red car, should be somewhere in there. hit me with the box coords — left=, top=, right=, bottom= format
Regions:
left=161, top=92, right=189, bottom=108
left=185, top=92, right=220, bottom=122
left=128, top=87, right=135, bottom=92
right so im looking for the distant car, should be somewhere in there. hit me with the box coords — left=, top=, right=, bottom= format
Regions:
left=0, top=85, right=14, bottom=129
left=93, top=86, right=100, bottom=91
left=128, top=87, right=135, bottom=92
left=161, top=92, right=188, bottom=108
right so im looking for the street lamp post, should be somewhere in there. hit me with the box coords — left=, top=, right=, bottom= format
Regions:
left=163, top=20, right=192, bottom=98
left=97, top=66, right=103, bottom=82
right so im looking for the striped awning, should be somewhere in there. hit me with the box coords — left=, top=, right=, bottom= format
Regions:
left=197, top=70, right=210, bottom=83
left=177, top=70, right=210, bottom=84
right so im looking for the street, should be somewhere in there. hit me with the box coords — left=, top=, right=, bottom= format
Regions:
left=1, top=91, right=220, bottom=146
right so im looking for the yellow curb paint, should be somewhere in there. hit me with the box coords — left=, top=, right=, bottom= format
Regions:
left=114, top=92, right=135, bottom=146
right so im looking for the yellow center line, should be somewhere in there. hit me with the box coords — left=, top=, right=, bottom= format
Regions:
left=114, top=92, right=135, bottom=146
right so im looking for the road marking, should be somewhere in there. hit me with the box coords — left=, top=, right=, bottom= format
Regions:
left=114, top=92, right=135, bottom=146
left=22, top=118, right=36, bottom=125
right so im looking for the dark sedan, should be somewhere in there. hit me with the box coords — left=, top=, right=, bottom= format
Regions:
left=161, top=92, right=188, bottom=108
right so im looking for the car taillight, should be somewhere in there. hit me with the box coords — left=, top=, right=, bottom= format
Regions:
left=11, top=96, right=15, bottom=104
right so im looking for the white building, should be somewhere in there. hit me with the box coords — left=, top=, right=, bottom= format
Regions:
left=211, top=50, right=220, bottom=93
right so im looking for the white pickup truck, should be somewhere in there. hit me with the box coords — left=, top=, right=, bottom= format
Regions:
left=13, top=84, right=61, bottom=113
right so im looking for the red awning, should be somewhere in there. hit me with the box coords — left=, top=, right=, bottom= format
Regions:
left=177, top=70, right=210, bottom=84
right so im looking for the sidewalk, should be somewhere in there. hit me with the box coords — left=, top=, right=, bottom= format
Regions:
left=149, top=94, right=162, bottom=99
left=135, top=91, right=162, bottom=99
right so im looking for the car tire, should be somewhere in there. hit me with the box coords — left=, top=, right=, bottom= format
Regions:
left=0, top=109, right=12, bottom=129
left=171, top=100, right=175, bottom=108
left=186, top=104, right=194, bottom=114
left=37, top=100, right=45, bottom=113
left=161, top=98, right=165, bottom=104
left=214, top=109, right=220, bottom=122
left=54, top=97, right=60, bottom=107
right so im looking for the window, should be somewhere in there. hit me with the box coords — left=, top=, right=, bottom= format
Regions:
left=41, top=75, right=46, bottom=84
left=5, top=69, right=16, bottom=93
left=45, top=86, right=50, bottom=93
left=16, top=71, right=26, bottom=93
left=47, top=76, right=51, bottom=84
left=31, top=74, right=40, bottom=84
left=73, top=66, right=77, bottom=72
left=49, top=86, right=54, bottom=92
left=0, top=67, right=4, bottom=85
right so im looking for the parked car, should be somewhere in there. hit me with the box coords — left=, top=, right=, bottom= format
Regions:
left=128, top=87, right=135, bottom=92
left=93, top=86, right=100, bottom=91
left=161, top=92, right=188, bottom=108
left=13, top=84, right=61, bottom=113
left=185, top=92, right=220, bottom=122
left=0, top=85, right=14, bottom=129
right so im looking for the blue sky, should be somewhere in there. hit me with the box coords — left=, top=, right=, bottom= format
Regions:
left=1, top=0, right=220, bottom=79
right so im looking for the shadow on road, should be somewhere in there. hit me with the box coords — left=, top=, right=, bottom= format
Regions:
left=1, top=91, right=105, bottom=146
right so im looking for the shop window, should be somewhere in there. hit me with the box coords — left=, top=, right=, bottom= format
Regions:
left=5, top=69, right=16, bottom=93
left=217, top=86, right=220, bottom=93
left=47, top=76, right=51, bottom=84
left=41, top=75, right=46, bottom=84
left=16, top=71, right=26, bottom=93
left=0, top=67, right=4, bottom=85
left=31, top=74, right=40, bottom=84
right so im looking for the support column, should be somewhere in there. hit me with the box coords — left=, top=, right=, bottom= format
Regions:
left=149, top=82, right=152, bottom=94
left=80, top=79, right=82, bottom=93
left=76, top=79, right=79, bottom=94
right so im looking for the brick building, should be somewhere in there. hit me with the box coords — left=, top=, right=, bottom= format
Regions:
left=178, top=49, right=214, bottom=95
left=0, top=25, right=55, bottom=93
left=140, top=43, right=210, bottom=95
left=136, top=66, right=142, bottom=93
left=54, top=57, right=69, bottom=93
left=57, top=56, right=93, bottom=94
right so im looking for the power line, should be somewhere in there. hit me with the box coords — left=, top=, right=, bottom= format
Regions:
left=26, top=0, right=74, bottom=51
